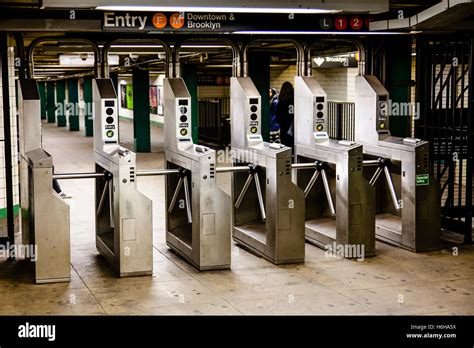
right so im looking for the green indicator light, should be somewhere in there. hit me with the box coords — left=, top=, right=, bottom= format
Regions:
left=106, top=130, right=114, bottom=138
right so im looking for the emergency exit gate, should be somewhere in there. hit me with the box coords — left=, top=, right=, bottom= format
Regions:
left=416, top=36, right=473, bottom=243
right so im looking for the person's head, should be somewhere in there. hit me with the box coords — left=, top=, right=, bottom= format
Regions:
left=278, top=81, right=294, bottom=102
left=269, top=88, right=278, bottom=99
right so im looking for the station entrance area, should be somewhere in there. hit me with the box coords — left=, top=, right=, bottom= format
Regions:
left=0, top=119, right=470, bottom=315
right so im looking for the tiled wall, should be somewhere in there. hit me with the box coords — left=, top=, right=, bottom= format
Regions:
left=313, top=67, right=358, bottom=102
left=0, top=36, right=20, bottom=237
left=268, top=65, right=358, bottom=102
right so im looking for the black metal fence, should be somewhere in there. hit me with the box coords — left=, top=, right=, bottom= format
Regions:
left=416, top=36, right=473, bottom=243
left=327, top=101, right=355, bottom=141
left=198, top=98, right=230, bottom=147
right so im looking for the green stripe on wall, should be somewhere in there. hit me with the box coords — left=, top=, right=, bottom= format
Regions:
left=0, top=205, right=20, bottom=219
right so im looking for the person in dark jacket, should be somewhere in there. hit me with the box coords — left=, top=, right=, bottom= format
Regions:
left=268, top=88, right=280, bottom=143
left=276, top=81, right=295, bottom=150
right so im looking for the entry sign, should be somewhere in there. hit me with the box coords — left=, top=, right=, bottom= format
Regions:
left=416, top=174, right=430, bottom=186
left=102, top=11, right=372, bottom=32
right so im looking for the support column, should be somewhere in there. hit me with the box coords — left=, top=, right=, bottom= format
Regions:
left=83, top=77, right=93, bottom=137
left=181, top=64, right=198, bottom=143
left=38, top=81, right=46, bottom=120
left=248, top=53, right=271, bottom=142
left=385, top=37, right=412, bottom=137
left=132, top=68, right=150, bottom=152
left=46, top=81, right=56, bottom=123
left=56, top=80, right=66, bottom=127
left=67, top=79, right=79, bottom=131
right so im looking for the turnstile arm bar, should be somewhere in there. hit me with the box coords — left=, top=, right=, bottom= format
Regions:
left=234, top=173, right=253, bottom=209
left=136, top=169, right=180, bottom=176
left=253, top=173, right=266, bottom=221
left=291, top=163, right=318, bottom=170
left=108, top=180, right=115, bottom=228
left=321, top=169, right=336, bottom=216
left=369, top=167, right=383, bottom=186
left=304, top=169, right=320, bottom=198
left=183, top=176, right=193, bottom=224
left=168, top=176, right=184, bottom=214
left=53, top=172, right=106, bottom=180
left=383, top=166, right=401, bottom=210
left=215, top=166, right=251, bottom=173
left=96, top=181, right=109, bottom=217
left=363, top=160, right=380, bottom=167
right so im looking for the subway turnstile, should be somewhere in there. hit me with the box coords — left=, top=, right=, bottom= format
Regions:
left=294, top=76, right=375, bottom=258
left=354, top=75, right=441, bottom=252
left=18, top=80, right=70, bottom=283
left=230, top=77, right=305, bottom=264
left=93, top=78, right=153, bottom=276
left=164, top=78, right=231, bottom=270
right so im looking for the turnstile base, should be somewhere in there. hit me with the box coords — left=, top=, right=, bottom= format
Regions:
left=166, top=231, right=231, bottom=271
left=375, top=213, right=407, bottom=251
left=233, top=223, right=304, bottom=265
left=305, top=218, right=336, bottom=249
left=305, top=218, right=375, bottom=258
left=36, top=277, right=70, bottom=284
left=375, top=213, right=439, bottom=252
left=97, top=236, right=152, bottom=277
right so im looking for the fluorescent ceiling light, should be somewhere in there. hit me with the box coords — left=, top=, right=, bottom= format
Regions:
left=96, top=6, right=338, bottom=14
left=233, top=31, right=411, bottom=35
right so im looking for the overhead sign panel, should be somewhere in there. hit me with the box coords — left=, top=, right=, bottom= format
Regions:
left=102, top=11, right=373, bottom=33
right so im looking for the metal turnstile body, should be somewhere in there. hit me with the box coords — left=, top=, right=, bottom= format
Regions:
left=294, top=76, right=375, bottom=257
left=93, top=79, right=153, bottom=276
left=230, top=77, right=305, bottom=264
left=27, top=149, right=71, bottom=283
left=354, top=75, right=440, bottom=252
left=18, top=79, right=70, bottom=283
left=164, top=78, right=230, bottom=270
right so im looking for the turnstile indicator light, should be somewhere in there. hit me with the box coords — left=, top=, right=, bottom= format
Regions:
left=250, top=127, right=258, bottom=134
left=317, top=112, right=324, bottom=118
left=180, top=107, right=188, bottom=114
left=250, top=105, right=258, bottom=112
left=379, top=122, right=385, bottom=129
left=106, top=130, right=114, bottom=138
left=180, top=129, right=188, bottom=136
left=180, top=115, right=188, bottom=122
left=106, top=116, right=114, bottom=124
left=250, top=113, right=258, bottom=120
left=317, top=103, right=324, bottom=110
left=106, top=107, right=114, bottom=116
left=316, top=124, right=324, bottom=131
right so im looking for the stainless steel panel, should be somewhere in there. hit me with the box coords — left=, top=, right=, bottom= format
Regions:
left=354, top=75, right=441, bottom=252
left=164, top=78, right=231, bottom=271
left=230, top=77, right=305, bottom=264
left=93, top=79, right=153, bottom=277
left=294, top=76, right=375, bottom=258
left=27, top=149, right=70, bottom=284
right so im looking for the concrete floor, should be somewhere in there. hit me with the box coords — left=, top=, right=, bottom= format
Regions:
left=0, top=120, right=473, bottom=315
